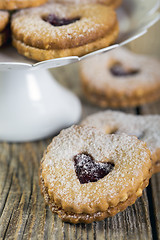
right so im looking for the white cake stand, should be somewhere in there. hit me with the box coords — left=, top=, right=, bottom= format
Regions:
left=0, top=0, right=159, bottom=142
left=0, top=69, right=82, bottom=142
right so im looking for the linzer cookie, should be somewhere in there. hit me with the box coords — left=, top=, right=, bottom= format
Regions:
left=82, top=110, right=160, bottom=173
left=0, top=0, right=48, bottom=10
left=40, top=125, right=152, bottom=224
left=11, top=3, right=119, bottom=61
left=54, top=0, right=122, bottom=9
left=80, top=47, right=160, bottom=108
left=0, top=10, right=9, bottom=47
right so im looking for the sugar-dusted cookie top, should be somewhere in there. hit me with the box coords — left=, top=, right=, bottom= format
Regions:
left=82, top=110, right=160, bottom=173
left=11, top=2, right=119, bottom=60
left=41, top=125, right=151, bottom=216
left=80, top=47, right=160, bottom=107
left=80, top=47, right=160, bottom=94
left=11, top=3, right=118, bottom=50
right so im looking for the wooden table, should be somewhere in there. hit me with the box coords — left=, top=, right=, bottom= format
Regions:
left=0, top=21, right=160, bottom=239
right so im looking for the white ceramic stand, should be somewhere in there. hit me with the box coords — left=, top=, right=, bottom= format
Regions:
left=0, top=70, right=81, bottom=142
left=0, top=0, right=159, bottom=142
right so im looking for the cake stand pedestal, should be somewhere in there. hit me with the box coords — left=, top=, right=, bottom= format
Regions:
left=0, top=69, right=81, bottom=142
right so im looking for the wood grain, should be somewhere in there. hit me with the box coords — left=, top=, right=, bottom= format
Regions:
left=150, top=173, right=160, bottom=240
left=129, top=19, right=160, bottom=239
left=140, top=101, right=160, bottom=240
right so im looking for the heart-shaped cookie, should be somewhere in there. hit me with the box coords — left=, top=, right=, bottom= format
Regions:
left=40, top=125, right=152, bottom=223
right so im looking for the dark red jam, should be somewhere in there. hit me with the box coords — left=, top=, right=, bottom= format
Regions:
left=43, top=14, right=80, bottom=26
left=74, top=153, right=114, bottom=184
left=110, top=63, right=139, bottom=77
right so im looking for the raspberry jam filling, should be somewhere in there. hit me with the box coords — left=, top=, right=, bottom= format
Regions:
left=110, top=63, right=139, bottom=77
left=43, top=14, right=80, bottom=26
left=74, top=153, right=114, bottom=184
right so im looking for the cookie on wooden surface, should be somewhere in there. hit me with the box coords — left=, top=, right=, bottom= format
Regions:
left=40, top=125, right=152, bottom=223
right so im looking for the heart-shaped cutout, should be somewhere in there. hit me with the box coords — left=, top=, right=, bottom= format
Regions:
left=43, top=14, right=80, bottom=27
left=110, top=63, right=139, bottom=77
left=74, top=153, right=114, bottom=184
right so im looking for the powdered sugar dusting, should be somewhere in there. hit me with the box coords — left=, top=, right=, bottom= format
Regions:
left=11, top=3, right=116, bottom=50
left=80, top=47, right=160, bottom=93
left=82, top=110, right=160, bottom=155
left=41, top=125, right=151, bottom=213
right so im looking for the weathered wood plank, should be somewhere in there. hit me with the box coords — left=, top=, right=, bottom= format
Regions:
left=141, top=100, right=160, bottom=240
left=0, top=140, right=153, bottom=240
left=129, top=21, right=160, bottom=238
left=150, top=174, right=160, bottom=240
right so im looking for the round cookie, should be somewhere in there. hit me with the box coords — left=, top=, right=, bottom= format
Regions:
left=53, top=0, right=122, bottom=9
left=0, top=0, right=48, bottom=10
left=11, top=3, right=119, bottom=61
left=81, top=110, right=160, bottom=174
left=80, top=47, right=160, bottom=108
left=40, top=125, right=152, bottom=224
left=0, top=10, right=9, bottom=47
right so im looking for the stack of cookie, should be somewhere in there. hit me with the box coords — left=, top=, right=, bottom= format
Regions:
left=11, top=1, right=119, bottom=61
left=0, top=0, right=121, bottom=60
left=80, top=47, right=160, bottom=107
left=39, top=107, right=160, bottom=224
left=39, top=123, right=153, bottom=224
